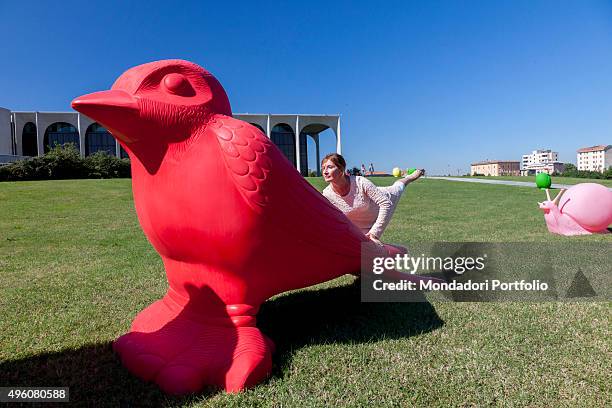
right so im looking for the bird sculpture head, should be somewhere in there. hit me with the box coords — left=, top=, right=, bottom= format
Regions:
left=72, top=60, right=231, bottom=171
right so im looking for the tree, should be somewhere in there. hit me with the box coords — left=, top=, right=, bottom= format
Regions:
left=559, top=163, right=577, bottom=177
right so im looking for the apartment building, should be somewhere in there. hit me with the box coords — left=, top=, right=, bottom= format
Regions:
left=521, top=149, right=557, bottom=167
left=470, top=161, right=520, bottom=176
left=576, top=145, right=611, bottom=172
left=520, top=149, right=564, bottom=175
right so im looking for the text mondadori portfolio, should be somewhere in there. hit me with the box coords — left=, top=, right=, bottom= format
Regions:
left=370, top=254, right=550, bottom=292
left=373, top=279, right=549, bottom=292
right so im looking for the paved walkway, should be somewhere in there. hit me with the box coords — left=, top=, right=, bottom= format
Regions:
left=427, top=176, right=612, bottom=191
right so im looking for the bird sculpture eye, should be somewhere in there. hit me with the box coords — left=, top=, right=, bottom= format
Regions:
left=162, top=73, right=196, bottom=96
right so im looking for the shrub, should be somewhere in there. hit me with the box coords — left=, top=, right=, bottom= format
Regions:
left=84, top=151, right=131, bottom=178
left=0, top=156, right=53, bottom=181
left=0, top=144, right=130, bottom=181
left=42, top=143, right=86, bottom=179
left=557, top=163, right=611, bottom=179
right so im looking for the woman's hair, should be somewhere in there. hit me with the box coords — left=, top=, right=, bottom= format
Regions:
left=321, top=153, right=346, bottom=172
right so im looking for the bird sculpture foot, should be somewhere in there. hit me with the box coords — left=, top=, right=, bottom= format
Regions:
left=113, top=297, right=274, bottom=394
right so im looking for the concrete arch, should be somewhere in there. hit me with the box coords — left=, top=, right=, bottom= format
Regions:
left=43, top=122, right=80, bottom=153
left=269, top=116, right=302, bottom=173
left=270, top=123, right=296, bottom=166
left=22, top=122, right=38, bottom=156
left=298, top=122, right=340, bottom=176
left=268, top=117, right=295, bottom=134
left=85, top=123, right=115, bottom=156
left=79, top=114, right=121, bottom=157
left=11, top=112, right=36, bottom=156
left=36, top=112, right=79, bottom=155
left=296, top=131, right=321, bottom=176
left=300, top=123, right=330, bottom=135
left=233, top=114, right=269, bottom=137
left=249, top=123, right=265, bottom=134
left=299, top=129, right=323, bottom=177
left=298, top=115, right=341, bottom=155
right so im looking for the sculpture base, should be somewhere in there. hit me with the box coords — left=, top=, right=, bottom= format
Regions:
left=113, top=296, right=274, bottom=394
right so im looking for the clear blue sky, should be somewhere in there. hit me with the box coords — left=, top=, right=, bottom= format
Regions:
left=1, top=0, right=611, bottom=174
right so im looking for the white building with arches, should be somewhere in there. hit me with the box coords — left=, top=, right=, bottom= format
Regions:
left=0, top=108, right=341, bottom=176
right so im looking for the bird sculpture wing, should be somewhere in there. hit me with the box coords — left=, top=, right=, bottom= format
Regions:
left=208, top=114, right=367, bottom=258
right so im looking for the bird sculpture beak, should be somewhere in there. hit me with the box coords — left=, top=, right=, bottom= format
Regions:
left=72, top=90, right=138, bottom=116
left=72, top=90, right=140, bottom=142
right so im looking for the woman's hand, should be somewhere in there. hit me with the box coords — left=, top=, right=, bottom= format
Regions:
left=404, top=169, right=425, bottom=183
left=365, top=232, right=384, bottom=247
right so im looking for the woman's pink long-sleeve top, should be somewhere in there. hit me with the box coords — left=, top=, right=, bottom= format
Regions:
left=322, top=176, right=392, bottom=238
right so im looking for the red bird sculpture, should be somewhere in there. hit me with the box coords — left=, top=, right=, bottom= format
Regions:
left=71, top=59, right=415, bottom=394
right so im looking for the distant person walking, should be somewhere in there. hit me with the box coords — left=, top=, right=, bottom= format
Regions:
left=368, top=163, right=374, bottom=175
left=361, top=164, right=367, bottom=176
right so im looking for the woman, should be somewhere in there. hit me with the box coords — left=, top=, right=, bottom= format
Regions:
left=321, top=153, right=423, bottom=245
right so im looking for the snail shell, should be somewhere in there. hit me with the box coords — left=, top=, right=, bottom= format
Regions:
left=559, top=183, right=612, bottom=232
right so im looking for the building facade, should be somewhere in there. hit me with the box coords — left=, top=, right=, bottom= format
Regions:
left=520, top=149, right=564, bottom=175
left=470, top=160, right=520, bottom=176
left=576, top=145, right=611, bottom=172
left=0, top=109, right=341, bottom=176
left=520, top=162, right=565, bottom=176
left=521, top=149, right=557, bottom=168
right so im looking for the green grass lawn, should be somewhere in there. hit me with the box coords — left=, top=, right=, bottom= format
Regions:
left=0, top=178, right=610, bottom=406
left=459, top=175, right=612, bottom=187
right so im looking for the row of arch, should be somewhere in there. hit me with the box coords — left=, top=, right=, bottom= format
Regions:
left=21, top=122, right=128, bottom=158
left=247, top=122, right=335, bottom=175
left=250, top=123, right=308, bottom=171
left=20, top=121, right=331, bottom=175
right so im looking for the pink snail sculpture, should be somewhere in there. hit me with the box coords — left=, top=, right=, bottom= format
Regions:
left=538, top=183, right=612, bottom=236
